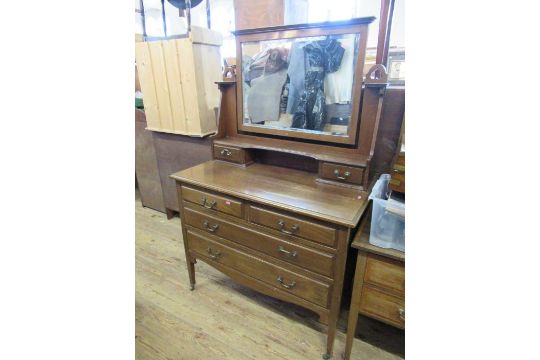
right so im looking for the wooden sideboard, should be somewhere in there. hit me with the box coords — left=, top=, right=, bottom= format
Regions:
left=344, top=209, right=405, bottom=360
left=171, top=160, right=370, bottom=358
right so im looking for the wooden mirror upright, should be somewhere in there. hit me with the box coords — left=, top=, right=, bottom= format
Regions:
left=171, top=17, right=389, bottom=359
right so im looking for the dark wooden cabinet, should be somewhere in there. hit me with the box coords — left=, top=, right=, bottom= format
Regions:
left=135, top=109, right=165, bottom=212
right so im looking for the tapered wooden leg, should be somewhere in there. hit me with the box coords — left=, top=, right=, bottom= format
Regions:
left=323, top=229, right=351, bottom=359
left=343, top=305, right=360, bottom=360
left=324, top=318, right=338, bottom=359
left=343, top=253, right=368, bottom=360
left=187, top=260, right=195, bottom=290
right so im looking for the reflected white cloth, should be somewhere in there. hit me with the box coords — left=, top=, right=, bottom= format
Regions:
left=247, top=69, right=288, bottom=124
left=324, top=37, right=354, bottom=104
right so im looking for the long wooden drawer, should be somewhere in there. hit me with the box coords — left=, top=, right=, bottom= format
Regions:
left=249, top=206, right=337, bottom=248
left=182, top=186, right=243, bottom=218
left=184, top=206, right=335, bottom=277
left=364, top=255, right=405, bottom=297
left=186, top=229, right=331, bottom=308
left=359, top=285, right=405, bottom=329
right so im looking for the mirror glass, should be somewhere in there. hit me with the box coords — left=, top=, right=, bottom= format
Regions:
left=241, top=33, right=360, bottom=137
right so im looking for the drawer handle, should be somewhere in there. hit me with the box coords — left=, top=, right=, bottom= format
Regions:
left=220, top=148, right=232, bottom=157
left=277, top=220, right=299, bottom=235
left=333, top=169, right=351, bottom=180
left=277, top=246, right=297, bottom=258
left=201, top=197, right=217, bottom=209
left=206, top=247, right=222, bottom=259
left=202, top=220, right=219, bottom=232
left=276, top=276, right=296, bottom=289
left=398, top=308, right=405, bottom=321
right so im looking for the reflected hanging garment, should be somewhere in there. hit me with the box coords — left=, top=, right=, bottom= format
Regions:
left=291, top=38, right=344, bottom=131
left=324, top=36, right=354, bottom=104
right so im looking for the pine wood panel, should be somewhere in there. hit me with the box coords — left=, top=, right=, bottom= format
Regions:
left=134, top=27, right=222, bottom=136
left=134, top=42, right=160, bottom=127
left=162, top=40, right=187, bottom=133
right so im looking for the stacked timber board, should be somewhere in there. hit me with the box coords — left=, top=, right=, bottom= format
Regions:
left=135, top=26, right=222, bottom=137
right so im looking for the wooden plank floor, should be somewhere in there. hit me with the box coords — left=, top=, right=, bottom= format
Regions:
left=136, top=192, right=405, bottom=360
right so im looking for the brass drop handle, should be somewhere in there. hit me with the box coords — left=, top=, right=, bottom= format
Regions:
left=277, top=246, right=297, bottom=258
left=206, top=247, right=221, bottom=259
left=334, top=169, right=351, bottom=180
left=220, top=148, right=232, bottom=157
left=398, top=308, right=405, bottom=321
left=202, top=220, right=219, bottom=232
left=276, top=276, right=296, bottom=289
left=201, top=197, right=217, bottom=209
left=277, top=220, right=299, bottom=235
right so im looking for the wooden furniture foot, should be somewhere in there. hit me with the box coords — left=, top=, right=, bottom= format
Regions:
left=166, top=208, right=176, bottom=219
left=187, top=260, right=195, bottom=290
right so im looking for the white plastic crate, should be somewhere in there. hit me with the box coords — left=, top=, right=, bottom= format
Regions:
left=368, top=174, right=405, bottom=252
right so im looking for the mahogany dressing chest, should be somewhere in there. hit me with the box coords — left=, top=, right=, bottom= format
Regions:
left=170, top=17, right=388, bottom=359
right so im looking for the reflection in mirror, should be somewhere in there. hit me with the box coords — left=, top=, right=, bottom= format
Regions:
left=241, top=33, right=360, bottom=137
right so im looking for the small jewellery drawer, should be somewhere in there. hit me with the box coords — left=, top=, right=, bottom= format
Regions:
left=249, top=206, right=337, bottom=248
left=181, top=186, right=243, bottom=218
left=320, top=162, right=364, bottom=185
left=183, top=206, right=335, bottom=277
left=213, top=145, right=249, bottom=164
left=186, top=229, right=331, bottom=308
left=359, top=285, right=405, bottom=329
left=364, top=255, right=405, bottom=296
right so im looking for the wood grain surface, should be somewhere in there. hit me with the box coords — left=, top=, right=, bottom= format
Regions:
left=136, top=191, right=404, bottom=360
left=170, top=160, right=369, bottom=227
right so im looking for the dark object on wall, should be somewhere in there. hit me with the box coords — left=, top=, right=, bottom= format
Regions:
left=152, top=132, right=213, bottom=216
left=135, top=109, right=166, bottom=212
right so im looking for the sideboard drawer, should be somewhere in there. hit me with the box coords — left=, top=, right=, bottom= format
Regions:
left=187, top=229, right=331, bottom=308
left=184, top=206, right=335, bottom=277
left=213, top=145, right=249, bottom=164
left=364, top=255, right=405, bottom=296
left=359, top=285, right=405, bottom=329
left=181, top=186, right=243, bottom=218
left=320, top=162, right=364, bottom=185
left=249, top=206, right=337, bottom=248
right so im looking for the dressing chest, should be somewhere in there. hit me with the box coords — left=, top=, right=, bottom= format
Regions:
left=170, top=18, right=388, bottom=358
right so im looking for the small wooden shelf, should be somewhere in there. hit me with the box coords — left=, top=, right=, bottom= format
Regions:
left=213, top=136, right=369, bottom=167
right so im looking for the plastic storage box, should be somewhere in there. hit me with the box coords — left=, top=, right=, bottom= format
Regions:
left=368, top=174, right=405, bottom=252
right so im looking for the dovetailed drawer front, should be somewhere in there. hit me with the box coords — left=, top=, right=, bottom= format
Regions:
left=213, top=145, right=245, bottom=163
left=360, top=286, right=405, bottom=329
left=249, top=206, right=337, bottom=248
left=364, top=256, right=405, bottom=296
left=184, top=206, right=335, bottom=277
left=320, top=163, right=364, bottom=185
left=181, top=186, right=243, bottom=218
left=187, top=229, right=331, bottom=308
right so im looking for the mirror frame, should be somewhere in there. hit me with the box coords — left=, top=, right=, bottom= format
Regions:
left=234, top=18, right=374, bottom=145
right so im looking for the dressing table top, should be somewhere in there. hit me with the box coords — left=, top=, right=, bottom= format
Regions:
left=171, top=160, right=369, bottom=227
